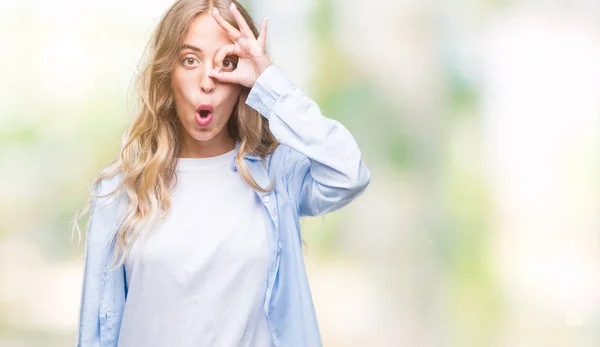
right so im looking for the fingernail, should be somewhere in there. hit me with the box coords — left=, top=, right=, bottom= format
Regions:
left=212, top=7, right=218, bottom=15
left=230, top=2, right=236, bottom=10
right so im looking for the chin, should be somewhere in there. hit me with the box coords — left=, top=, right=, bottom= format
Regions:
left=189, top=129, right=217, bottom=142
left=189, top=120, right=225, bottom=142
left=178, top=111, right=230, bottom=143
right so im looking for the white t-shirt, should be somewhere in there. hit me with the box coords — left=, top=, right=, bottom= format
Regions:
left=117, top=147, right=273, bottom=347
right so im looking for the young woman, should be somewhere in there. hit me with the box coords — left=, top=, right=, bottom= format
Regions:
left=72, top=1, right=370, bottom=346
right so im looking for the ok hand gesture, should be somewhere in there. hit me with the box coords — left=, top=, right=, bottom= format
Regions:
left=208, top=2, right=272, bottom=88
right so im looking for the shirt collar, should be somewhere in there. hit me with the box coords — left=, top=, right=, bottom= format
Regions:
left=230, top=139, right=263, bottom=172
left=234, top=138, right=262, bottom=161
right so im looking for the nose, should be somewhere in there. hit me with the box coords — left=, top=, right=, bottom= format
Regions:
left=200, top=64, right=215, bottom=93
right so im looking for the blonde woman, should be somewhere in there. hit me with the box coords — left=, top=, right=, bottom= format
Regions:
left=72, top=0, right=370, bottom=346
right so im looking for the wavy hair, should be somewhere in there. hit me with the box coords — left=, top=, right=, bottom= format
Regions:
left=71, top=0, right=278, bottom=270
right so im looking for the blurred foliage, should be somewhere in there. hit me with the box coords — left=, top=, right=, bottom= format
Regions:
left=309, top=0, right=414, bottom=172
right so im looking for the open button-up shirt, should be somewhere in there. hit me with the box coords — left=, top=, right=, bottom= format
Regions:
left=76, top=64, right=371, bottom=347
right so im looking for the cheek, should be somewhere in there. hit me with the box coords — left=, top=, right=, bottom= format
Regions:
left=221, top=85, right=242, bottom=109
left=171, top=70, right=193, bottom=98
left=171, top=71, right=184, bottom=105
left=171, top=71, right=199, bottom=119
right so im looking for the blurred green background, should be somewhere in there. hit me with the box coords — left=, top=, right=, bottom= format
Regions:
left=0, top=0, right=599, bottom=346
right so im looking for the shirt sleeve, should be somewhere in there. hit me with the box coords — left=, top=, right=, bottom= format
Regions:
left=76, top=185, right=103, bottom=347
left=245, top=64, right=371, bottom=217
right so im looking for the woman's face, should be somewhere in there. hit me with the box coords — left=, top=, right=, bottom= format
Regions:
left=171, top=13, right=241, bottom=155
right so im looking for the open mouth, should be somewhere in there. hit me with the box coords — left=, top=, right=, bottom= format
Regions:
left=196, top=104, right=214, bottom=127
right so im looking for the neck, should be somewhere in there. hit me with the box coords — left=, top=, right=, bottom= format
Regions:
left=179, top=135, right=236, bottom=158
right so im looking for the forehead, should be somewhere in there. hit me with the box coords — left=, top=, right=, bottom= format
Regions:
left=182, top=14, right=234, bottom=53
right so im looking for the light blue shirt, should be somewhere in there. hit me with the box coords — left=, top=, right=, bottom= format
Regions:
left=76, top=64, right=371, bottom=347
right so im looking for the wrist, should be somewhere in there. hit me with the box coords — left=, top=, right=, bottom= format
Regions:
left=255, top=58, right=273, bottom=77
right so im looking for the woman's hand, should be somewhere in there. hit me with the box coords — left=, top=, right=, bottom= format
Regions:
left=208, top=3, right=272, bottom=88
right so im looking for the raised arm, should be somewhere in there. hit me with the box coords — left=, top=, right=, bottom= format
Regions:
left=245, top=64, right=371, bottom=217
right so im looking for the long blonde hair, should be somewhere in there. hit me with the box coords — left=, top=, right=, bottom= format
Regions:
left=71, top=0, right=278, bottom=270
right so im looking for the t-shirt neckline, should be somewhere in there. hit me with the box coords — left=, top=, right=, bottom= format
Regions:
left=176, top=147, right=237, bottom=171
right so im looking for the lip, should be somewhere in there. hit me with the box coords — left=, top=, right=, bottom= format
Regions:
left=196, top=104, right=214, bottom=113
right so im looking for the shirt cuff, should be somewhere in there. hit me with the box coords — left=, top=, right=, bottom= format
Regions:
left=245, top=64, right=294, bottom=119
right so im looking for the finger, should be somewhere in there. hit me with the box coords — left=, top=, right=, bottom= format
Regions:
left=211, top=7, right=241, bottom=41
left=257, top=16, right=268, bottom=51
left=229, top=2, right=254, bottom=38
left=208, top=69, right=239, bottom=85
left=213, top=43, right=237, bottom=70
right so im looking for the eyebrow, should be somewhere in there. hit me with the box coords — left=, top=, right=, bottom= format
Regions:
left=180, top=44, right=202, bottom=52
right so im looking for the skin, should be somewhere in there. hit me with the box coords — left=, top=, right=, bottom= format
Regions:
left=171, top=3, right=273, bottom=158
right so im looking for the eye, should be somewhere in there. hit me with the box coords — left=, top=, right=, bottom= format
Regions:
left=182, top=56, right=199, bottom=67
left=222, top=57, right=238, bottom=70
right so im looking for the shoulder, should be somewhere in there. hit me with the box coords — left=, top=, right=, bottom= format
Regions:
left=85, top=172, right=125, bottom=246
left=93, top=172, right=125, bottom=210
